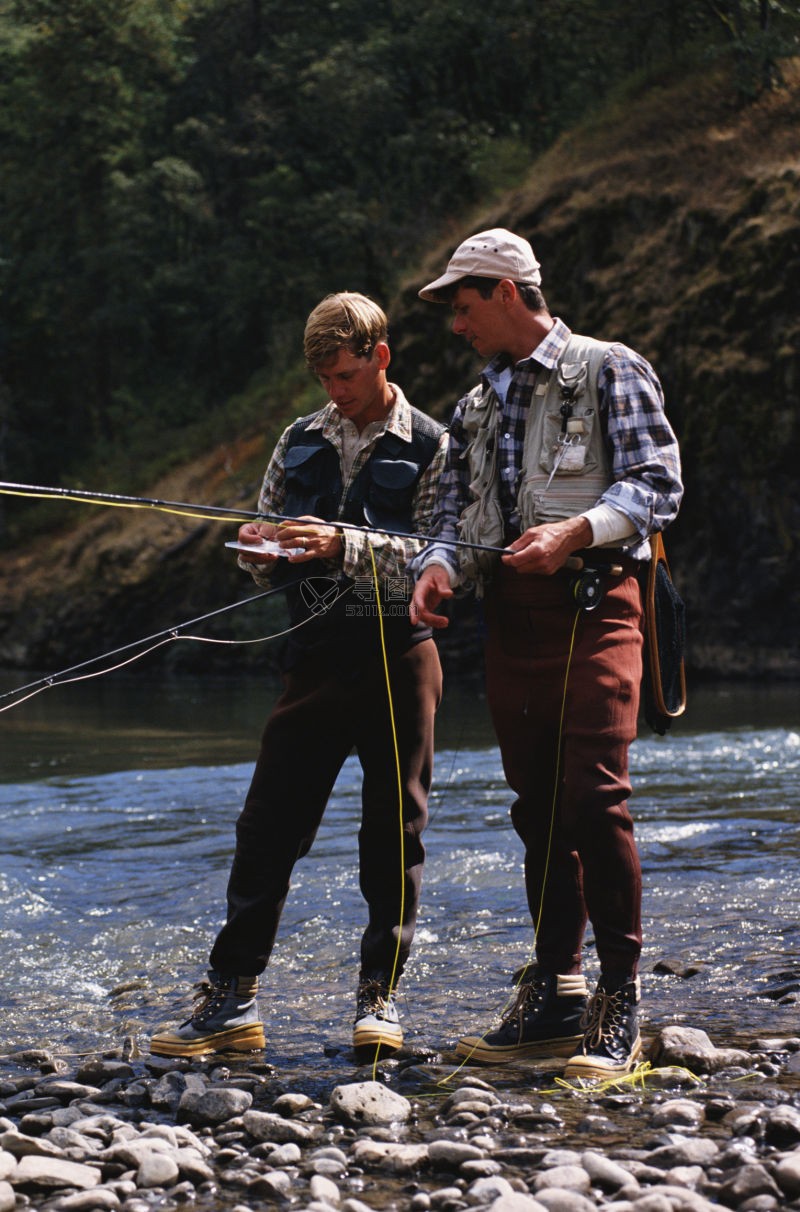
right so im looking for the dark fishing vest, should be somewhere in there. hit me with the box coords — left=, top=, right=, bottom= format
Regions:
left=273, top=406, right=445, bottom=671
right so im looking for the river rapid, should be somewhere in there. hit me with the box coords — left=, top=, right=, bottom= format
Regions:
left=1, top=673, right=798, bottom=1071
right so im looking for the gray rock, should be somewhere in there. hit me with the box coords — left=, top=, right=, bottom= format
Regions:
left=581, top=1149, right=640, bottom=1191
left=267, top=1142, right=303, bottom=1165
left=242, top=1108, right=319, bottom=1144
left=531, top=1191, right=596, bottom=1212
left=773, top=1150, right=800, bottom=1198
left=651, top=1100, right=705, bottom=1129
left=330, top=1081, right=412, bottom=1127
left=533, top=1166, right=591, bottom=1194
left=12, top=1153, right=102, bottom=1190
left=274, top=1092, right=316, bottom=1116
left=0, top=1129, right=64, bottom=1159
left=763, top=1105, right=800, bottom=1148
left=489, top=1196, right=548, bottom=1212
left=310, top=1172, right=341, bottom=1204
left=249, top=1169, right=294, bottom=1198
left=55, top=1191, right=122, bottom=1211
left=0, top=1153, right=14, bottom=1182
left=465, top=1175, right=515, bottom=1204
left=648, top=1137, right=720, bottom=1168
left=428, top=1139, right=486, bottom=1168
left=137, top=1150, right=180, bottom=1188
left=0, top=1182, right=13, bottom=1212
left=350, top=1138, right=429, bottom=1173
left=649, top=1026, right=751, bottom=1074
left=183, top=1085, right=252, bottom=1124
left=717, top=1163, right=782, bottom=1205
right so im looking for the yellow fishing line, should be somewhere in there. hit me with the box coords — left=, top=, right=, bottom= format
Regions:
left=438, top=607, right=583, bottom=1085
left=0, top=485, right=247, bottom=524
left=549, top=1060, right=704, bottom=1094
left=367, top=543, right=406, bottom=1081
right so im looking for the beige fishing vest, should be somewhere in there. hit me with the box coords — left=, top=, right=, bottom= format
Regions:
left=458, top=333, right=615, bottom=584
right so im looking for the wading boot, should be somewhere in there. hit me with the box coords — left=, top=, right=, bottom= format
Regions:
left=564, top=975, right=642, bottom=1079
left=150, top=971, right=265, bottom=1058
left=456, top=967, right=588, bottom=1063
left=352, top=972, right=403, bottom=1052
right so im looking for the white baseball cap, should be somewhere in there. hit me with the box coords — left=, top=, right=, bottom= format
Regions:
left=419, top=228, right=542, bottom=302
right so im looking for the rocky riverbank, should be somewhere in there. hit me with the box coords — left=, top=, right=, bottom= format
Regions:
left=1, top=1027, right=799, bottom=1212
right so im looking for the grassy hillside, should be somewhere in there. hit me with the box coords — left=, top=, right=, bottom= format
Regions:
left=2, top=63, right=799, bottom=679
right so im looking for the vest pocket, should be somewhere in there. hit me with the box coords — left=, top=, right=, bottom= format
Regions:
left=538, top=408, right=598, bottom=475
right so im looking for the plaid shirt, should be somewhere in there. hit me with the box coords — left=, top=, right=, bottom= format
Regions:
left=244, top=385, right=448, bottom=587
left=422, top=318, right=683, bottom=579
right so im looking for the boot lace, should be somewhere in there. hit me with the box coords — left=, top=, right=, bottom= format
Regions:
left=581, top=987, right=625, bottom=1048
left=357, top=979, right=394, bottom=1019
left=500, top=973, right=547, bottom=1026
left=184, top=977, right=225, bottom=1026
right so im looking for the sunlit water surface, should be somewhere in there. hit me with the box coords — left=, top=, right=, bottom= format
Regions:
left=1, top=673, right=798, bottom=1069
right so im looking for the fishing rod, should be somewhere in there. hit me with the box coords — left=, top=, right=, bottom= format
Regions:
left=0, top=583, right=298, bottom=707
left=0, top=479, right=512, bottom=559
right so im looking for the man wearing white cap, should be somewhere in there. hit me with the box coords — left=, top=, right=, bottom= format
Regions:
left=410, top=228, right=683, bottom=1078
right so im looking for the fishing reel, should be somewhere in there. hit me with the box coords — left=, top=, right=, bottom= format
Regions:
left=570, top=566, right=604, bottom=611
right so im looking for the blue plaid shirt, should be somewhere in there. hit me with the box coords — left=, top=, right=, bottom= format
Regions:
left=421, top=318, right=683, bottom=579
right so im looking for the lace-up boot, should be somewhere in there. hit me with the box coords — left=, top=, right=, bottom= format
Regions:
left=150, top=971, right=265, bottom=1058
left=456, top=967, right=588, bottom=1063
left=352, top=972, right=403, bottom=1052
left=564, top=975, right=642, bottom=1078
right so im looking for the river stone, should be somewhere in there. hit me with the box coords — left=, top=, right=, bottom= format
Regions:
left=56, top=1192, right=121, bottom=1211
left=0, top=1153, right=14, bottom=1181
left=530, top=1191, right=596, bottom=1212
left=183, top=1086, right=252, bottom=1124
left=273, top=1092, right=315, bottom=1116
left=581, top=1150, right=640, bottom=1191
left=249, top=1170, right=294, bottom=1198
left=465, top=1175, right=515, bottom=1204
left=13, top=1153, right=102, bottom=1189
left=330, top=1081, right=412, bottom=1126
left=0, top=1183, right=14, bottom=1212
left=76, top=1058, right=135, bottom=1085
left=774, top=1151, right=800, bottom=1198
left=718, top=1163, right=782, bottom=1204
left=649, top=1026, right=751, bottom=1074
left=350, top=1139, right=429, bottom=1172
left=242, top=1109, right=318, bottom=1144
left=175, top=1147, right=215, bottom=1184
left=648, top=1137, right=720, bottom=1168
left=651, top=1100, right=705, bottom=1129
left=763, top=1105, right=800, bottom=1147
left=0, top=1128, right=64, bottom=1158
left=137, top=1150, right=180, bottom=1188
left=533, top=1165, right=591, bottom=1194
left=428, top=1139, right=486, bottom=1167
left=310, top=1172, right=341, bottom=1204
left=267, top=1141, right=303, bottom=1165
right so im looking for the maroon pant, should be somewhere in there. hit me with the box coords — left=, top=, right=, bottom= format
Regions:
left=209, top=638, right=442, bottom=978
left=484, top=561, right=643, bottom=980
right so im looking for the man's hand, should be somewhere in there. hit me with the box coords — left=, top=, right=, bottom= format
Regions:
left=501, top=516, right=592, bottom=575
left=275, top=515, right=343, bottom=563
left=235, top=521, right=280, bottom=566
left=410, top=564, right=453, bottom=629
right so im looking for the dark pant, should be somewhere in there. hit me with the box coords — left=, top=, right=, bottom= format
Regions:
left=484, top=561, right=643, bottom=980
left=209, top=638, right=442, bottom=979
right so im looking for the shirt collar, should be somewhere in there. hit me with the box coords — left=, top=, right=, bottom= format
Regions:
left=305, top=384, right=413, bottom=441
left=482, top=317, right=573, bottom=381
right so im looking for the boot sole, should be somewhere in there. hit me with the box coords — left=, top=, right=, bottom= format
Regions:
left=149, top=1023, right=266, bottom=1058
left=352, top=1026, right=403, bottom=1052
left=456, top=1033, right=583, bottom=1063
left=563, top=1033, right=643, bottom=1079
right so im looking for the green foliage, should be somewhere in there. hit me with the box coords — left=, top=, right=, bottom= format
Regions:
left=0, top=0, right=797, bottom=517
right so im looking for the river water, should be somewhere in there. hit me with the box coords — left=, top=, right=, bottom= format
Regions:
left=1, top=670, right=798, bottom=1073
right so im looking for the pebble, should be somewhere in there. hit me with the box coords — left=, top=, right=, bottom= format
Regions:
left=0, top=1027, right=797, bottom=1212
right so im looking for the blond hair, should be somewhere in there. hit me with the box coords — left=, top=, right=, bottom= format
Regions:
left=303, top=292, right=388, bottom=371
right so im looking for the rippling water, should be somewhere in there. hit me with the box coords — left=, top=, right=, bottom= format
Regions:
left=1, top=673, right=798, bottom=1066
